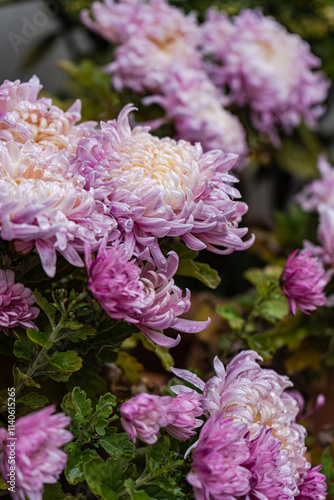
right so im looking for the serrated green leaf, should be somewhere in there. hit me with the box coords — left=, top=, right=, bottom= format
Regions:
left=151, top=476, right=186, bottom=498
left=95, top=393, right=116, bottom=417
left=42, top=482, right=63, bottom=500
left=99, top=427, right=135, bottom=460
left=247, top=334, right=273, bottom=360
left=125, top=479, right=151, bottom=500
left=13, top=366, right=41, bottom=389
left=61, top=387, right=93, bottom=423
left=216, top=304, right=245, bottom=330
left=63, top=323, right=96, bottom=342
left=13, top=331, right=35, bottom=361
left=177, top=259, right=221, bottom=289
left=83, top=457, right=121, bottom=500
left=26, top=328, right=52, bottom=349
left=65, top=442, right=100, bottom=485
left=256, top=294, right=289, bottom=323
left=50, top=351, right=82, bottom=373
left=244, top=265, right=282, bottom=287
left=34, top=290, right=56, bottom=323
left=17, top=393, right=48, bottom=410
left=145, top=437, right=171, bottom=473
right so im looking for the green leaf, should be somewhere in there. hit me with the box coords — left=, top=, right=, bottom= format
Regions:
left=137, top=333, right=174, bottom=371
left=95, top=393, right=116, bottom=417
left=34, top=290, right=56, bottom=324
left=244, top=265, right=283, bottom=287
left=150, top=476, right=186, bottom=498
left=50, top=351, right=82, bottom=374
left=247, top=334, right=273, bottom=360
left=177, top=259, right=221, bottom=289
left=17, top=392, right=48, bottom=410
left=115, top=352, right=144, bottom=384
left=99, top=427, right=135, bottom=460
left=256, top=294, right=289, bottom=323
left=216, top=304, right=245, bottom=330
left=0, top=471, right=8, bottom=490
left=61, top=387, right=93, bottom=424
left=83, top=457, right=121, bottom=500
left=145, top=437, right=171, bottom=473
left=63, top=323, right=96, bottom=342
left=65, top=442, right=100, bottom=485
left=26, top=328, right=52, bottom=350
left=42, top=482, right=63, bottom=500
left=125, top=479, right=151, bottom=500
left=13, top=331, right=35, bottom=361
left=13, top=366, right=41, bottom=389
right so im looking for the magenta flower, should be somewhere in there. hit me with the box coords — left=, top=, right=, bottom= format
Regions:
left=120, top=393, right=168, bottom=444
left=172, top=350, right=310, bottom=485
left=145, top=67, right=248, bottom=166
left=164, top=392, right=203, bottom=440
left=0, top=269, right=39, bottom=335
left=201, top=8, right=329, bottom=141
left=0, top=405, right=72, bottom=500
left=187, top=415, right=252, bottom=500
left=82, top=0, right=201, bottom=93
left=282, top=250, right=330, bottom=315
left=121, top=391, right=203, bottom=443
left=76, top=104, right=254, bottom=270
left=297, top=157, right=334, bottom=213
left=86, top=242, right=210, bottom=347
left=296, top=466, right=327, bottom=499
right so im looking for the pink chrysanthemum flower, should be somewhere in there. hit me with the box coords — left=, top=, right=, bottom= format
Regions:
left=243, top=427, right=298, bottom=499
left=0, top=140, right=117, bottom=277
left=164, top=391, right=203, bottom=440
left=121, top=393, right=168, bottom=444
left=297, top=157, right=334, bottom=212
left=0, top=76, right=95, bottom=153
left=82, top=0, right=201, bottom=93
left=201, top=8, right=329, bottom=141
left=145, top=67, right=248, bottom=166
left=187, top=416, right=252, bottom=500
left=121, top=391, right=203, bottom=443
left=0, top=269, right=39, bottom=335
left=281, top=249, right=330, bottom=315
left=76, top=104, right=254, bottom=269
left=0, top=405, right=72, bottom=500
left=86, top=241, right=210, bottom=347
left=296, top=466, right=327, bottom=500
left=172, top=350, right=310, bottom=485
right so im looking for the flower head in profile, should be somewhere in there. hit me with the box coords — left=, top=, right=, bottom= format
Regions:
left=0, top=269, right=39, bottom=335
left=145, top=67, right=248, bottom=166
left=296, top=466, right=327, bottom=500
left=76, top=104, right=254, bottom=270
left=187, top=415, right=252, bottom=500
left=282, top=249, right=330, bottom=315
left=164, top=391, right=203, bottom=440
left=82, top=0, right=201, bottom=93
left=0, top=405, right=72, bottom=500
left=86, top=241, right=210, bottom=347
left=201, top=8, right=329, bottom=141
left=172, top=350, right=309, bottom=484
left=0, top=76, right=94, bottom=153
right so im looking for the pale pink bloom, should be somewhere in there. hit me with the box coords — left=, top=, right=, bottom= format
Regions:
left=121, top=393, right=167, bottom=444
left=0, top=76, right=95, bottom=153
left=121, top=391, right=203, bottom=443
left=0, top=140, right=116, bottom=277
left=86, top=242, right=210, bottom=347
left=282, top=249, right=330, bottom=315
left=296, top=466, right=327, bottom=499
left=172, top=350, right=310, bottom=485
left=75, top=104, right=254, bottom=269
left=201, top=8, right=329, bottom=141
left=145, top=67, right=248, bottom=166
left=187, top=416, right=252, bottom=500
left=164, top=392, right=203, bottom=440
left=82, top=0, right=201, bottom=93
left=297, top=157, right=334, bottom=212
left=0, top=405, right=72, bottom=500
left=0, top=269, right=39, bottom=334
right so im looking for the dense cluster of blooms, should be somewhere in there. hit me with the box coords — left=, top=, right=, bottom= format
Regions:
left=86, top=242, right=210, bottom=347
left=201, top=8, right=329, bottom=141
left=120, top=391, right=203, bottom=443
left=122, top=350, right=327, bottom=498
left=0, top=269, right=39, bottom=334
left=0, top=405, right=72, bottom=500
left=281, top=249, right=330, bottom=315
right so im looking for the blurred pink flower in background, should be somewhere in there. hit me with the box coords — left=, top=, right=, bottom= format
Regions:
left=282, top=249, right=330, bottom=315
left=0, top=269, right=39, bottom=335
left=201, top=8, right=329, bottom=142
left=0, top=405, right=72, bottom=500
